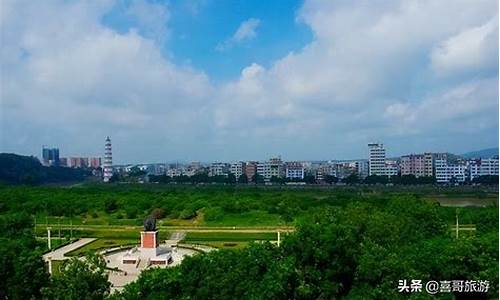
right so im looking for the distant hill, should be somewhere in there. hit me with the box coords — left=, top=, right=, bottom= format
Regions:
left=0, top=153, right=89, bottom=185
left=461, top=148, right=499, bottom=159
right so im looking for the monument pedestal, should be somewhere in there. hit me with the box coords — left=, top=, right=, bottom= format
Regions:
left=121, top=229, right=171, bottom=266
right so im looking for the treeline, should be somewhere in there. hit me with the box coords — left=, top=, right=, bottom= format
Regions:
left=1, top=185, right=497, bottom=226
left=0, top=153, right=89, bottom=185
left=113, top=197, right=498, bottom=299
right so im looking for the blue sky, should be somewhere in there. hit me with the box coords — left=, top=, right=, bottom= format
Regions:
left=1, top=0, right=498, bottom=164
left=103, top=0, right=312, bottom=81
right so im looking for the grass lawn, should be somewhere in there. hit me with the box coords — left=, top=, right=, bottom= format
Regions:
left=36, top=210, right=289, bottom=228
left=50, top=260, right=65, bottom=276
left=182, top=231, right=290, bottom=249
left=183, top=231, right=280, bottom=242
left=184, top=241, right=250, bottom=249
left=65, top=238, right=138, bottom=257
left=35, top=226, right=170, bottom=241
left=36, top=215, right=142, bottom=226
left=204, top=211, right=286, bottom=227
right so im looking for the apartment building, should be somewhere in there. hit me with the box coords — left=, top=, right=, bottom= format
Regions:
left=468, top=158, right=499, bottom=181
left=245, top=161, right=257, bottom=181
left=401, top=153, right=434, bottom=177
left=401, top=154, right=425, bottom=177
left=255, top=157, right=284, bottom=181
left=286, top=162, right=305, bottom=180
left=368, top=143, right=386, bottom=176
left=435, top=158, right=466, bottom=183
left=230, top=161, right=246, bottom=178
left=383, top=160, right=399, bottom=177
left=356, top=160, right=369, bottom=179
left=209, top=163, right=229, bottom=177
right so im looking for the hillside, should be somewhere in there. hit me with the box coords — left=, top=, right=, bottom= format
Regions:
left=0, top=153, right=88, bottom=184
left=462, top=147, right=499, bottom=159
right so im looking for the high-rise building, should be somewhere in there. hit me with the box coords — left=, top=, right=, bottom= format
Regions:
left=103, top=137, right=113, bottom=182
left=423, top=153, right=434, bottom=177
left=42, top=146, right=60, bottom=166
left=368, top=143, right=386, bottom=176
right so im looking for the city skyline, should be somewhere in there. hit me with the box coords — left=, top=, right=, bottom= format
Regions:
left=35, top=140, right=498, bottom=166
left=1, top=0, right=498, bottom=163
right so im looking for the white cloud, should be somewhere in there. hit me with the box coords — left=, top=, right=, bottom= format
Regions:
left=0, top=0, right=498, bottom=161
left=216, top=18, right=260, bottom=51
left=431, top=17, right=498, bottom=77
left=0, top=0, right=213, bottom=162
left=214, top=0, right=498, bottom=157
left=384, top=78, right=498, bottom=135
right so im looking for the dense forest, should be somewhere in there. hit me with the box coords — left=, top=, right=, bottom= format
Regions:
left=1, top=184, right=498, bottom=226
left=115, top=197, right=498, bottom=299
left=0, top=184, right=497, bottom=299
left=0, top=153, right=88, bottom=185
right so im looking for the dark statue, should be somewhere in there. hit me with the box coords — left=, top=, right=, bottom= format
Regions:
left=144, top=216, right=156, bottom=231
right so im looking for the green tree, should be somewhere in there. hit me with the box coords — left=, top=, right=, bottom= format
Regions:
left=252, top=173, right=265, bottom=184
left=104, top=198, right=118, bottom=213
left=270, top=176, right=284, bottom=184
left=342, top=173, right=360, bottom=184
left=324, top=175, right=338, bottom=184
left=226, top=173, right=237, bottom=184
left=237, top=174, right=248, bottom=184
left=303, top=175, right=316, bottom=184
left=0, top=213, right=49, bottom=300
left=43, top=253, right=110, bottom=300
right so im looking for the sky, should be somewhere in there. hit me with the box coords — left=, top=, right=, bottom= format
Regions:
left=1, top=0, right=498, bottom=164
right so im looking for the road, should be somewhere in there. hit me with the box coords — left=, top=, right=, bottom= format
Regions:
left=43, top=238, right=96, bottom=261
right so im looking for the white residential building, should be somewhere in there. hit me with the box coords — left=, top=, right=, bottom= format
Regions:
left=479, top=158, right=499, bottom=176
left=368, top=143, right=386, bottom=176
left=382, top=161, right=399, bottom=177
left=435, top=158, right=466, bottom=183
left=209, top=163, right=229, bottom=177
left=230, top=162, right=245, bottom=178
left=166, top=167, right=183, bottom=177
left=468, top=158, right=499, bottom=181
left=256, top=161, right=269, bottom=178
left=286, top=162, right=305, bottom=180
left=268, top=157, right=284, bottom=179
left=255, top=157, right=284, bottom=181
left=356, top=160, right=369, bottom=179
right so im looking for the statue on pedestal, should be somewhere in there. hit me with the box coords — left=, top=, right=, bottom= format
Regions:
left=144, top=216, right=156, bottom=231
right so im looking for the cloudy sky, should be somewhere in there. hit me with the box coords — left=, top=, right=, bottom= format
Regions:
left=1, top=0, right=498, bottom=164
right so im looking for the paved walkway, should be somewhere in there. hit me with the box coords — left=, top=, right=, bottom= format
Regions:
left=170, top=231, right=186, bottom=240
left=43, top=238, right=96, bottom=261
